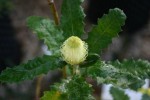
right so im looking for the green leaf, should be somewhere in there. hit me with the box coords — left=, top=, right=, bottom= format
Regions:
left=27, top=16, right=64, bottom=55
left=110, top=87, right=129, bottom=100
left=142, top=94, right=150, bottom=100
left=52, top=76, right=95, bottom=100
left=65, top=76, right=94, bottom=100
left=86, top=8, right=126, bottom=53
left=110, top=59, right=150, bottom=80
left=87, top=59, right=150, bottom=90
left=0, top=55, right=64, bottom=83
left=40, top=90, right=62, bottom=100
left=80, top=53, right=100, bottom=68
left=60, top=0, right=85, bottom=38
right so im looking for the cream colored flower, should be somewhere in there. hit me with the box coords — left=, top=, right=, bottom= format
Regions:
left=60, top=36, right=88, bottom=65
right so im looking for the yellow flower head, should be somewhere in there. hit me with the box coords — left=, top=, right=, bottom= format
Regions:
left=60, top=36, right=88, bottom=65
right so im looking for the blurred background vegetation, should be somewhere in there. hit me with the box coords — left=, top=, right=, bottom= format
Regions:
left=0, top=0, right=150, bottom=100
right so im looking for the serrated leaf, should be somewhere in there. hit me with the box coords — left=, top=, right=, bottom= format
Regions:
left=66, top=76, right=94, bottom=100
left=110, top=59, right=150, bottom=80
left=86, top=8, right=126, bottom=53
left=60, top=0, right=85, bottom=38
left=40, top=90, right=61, bottom=100
left=52, top=76, right=95, bottom=100
left=0, top=55, right=64, bottom=83
left=87, top=59, right=150, bottom=90
left=27, top=16, right=64, bottom=55
left=110, top=87, right=129, bottom=100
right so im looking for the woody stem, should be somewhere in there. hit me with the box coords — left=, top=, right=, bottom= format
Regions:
left=47, top=0, right=59, bottom=25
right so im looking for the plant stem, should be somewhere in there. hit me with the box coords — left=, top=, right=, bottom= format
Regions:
left=35, top=75, right=43, bottom=100
left=62, top=65, right=67, bottom=78
left=73, top=66, right=76, bottom=75
left=47, top=0, right=59, bottom=25
left=73, top=65, right=80, bottom=75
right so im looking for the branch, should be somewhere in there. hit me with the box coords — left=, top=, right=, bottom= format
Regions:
left=35, top=75, right=43, bottom=100
left=47, top=0, right=59, bottom=25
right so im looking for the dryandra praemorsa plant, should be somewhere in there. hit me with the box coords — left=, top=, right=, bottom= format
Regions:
left=0, top=0, right=150, bottom=100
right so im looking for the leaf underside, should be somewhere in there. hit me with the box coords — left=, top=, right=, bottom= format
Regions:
left=87, top=59, right=150, bottom=90
left=27, top=16, right=64, bottom=55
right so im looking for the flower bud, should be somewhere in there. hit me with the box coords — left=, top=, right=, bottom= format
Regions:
left=60, top=36, right=88, bottom=65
